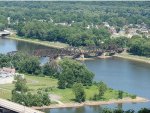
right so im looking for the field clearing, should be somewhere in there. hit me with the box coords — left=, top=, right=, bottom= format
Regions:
left=0, top=75, right=132, bottom=103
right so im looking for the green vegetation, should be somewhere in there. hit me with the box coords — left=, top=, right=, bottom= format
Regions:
left=0, top=53, right=138, bottom=104
left=118, top=90, right=123, bottom=99
left=0, top=54, right=11, bottom=68
left=1, top=2, right=149, bottom=109
left=1, top=2, right=150, bottom=47
left=0, top=53, right=94, bottom=87
left=58, top=59, right=94, bottom=89
left=0, top=75, right=133, bottom=103
left=1, top=2, right=150, bottom=58
left=128, top=37, right=150, bottom=57
left=92, top=81, right=107, bottom=100
left=0, top=52, right=41, bottom=74
left=16, top=21, right=110, bottom=46
left=14, top=77, right=28, bottom=93
left=101, top=108, right=150, bottom=113
left=103, top=36, right=150, bottom=57
left=11, top=77, right=50, bottom=106
left=1, top=2, right=150, bottom=28
left=72, top=83, right=86, bottom=103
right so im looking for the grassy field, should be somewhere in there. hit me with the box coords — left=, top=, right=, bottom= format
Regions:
left=0, top=75, right=132, bottom=103
left=7, top=34, right=69, bottom=49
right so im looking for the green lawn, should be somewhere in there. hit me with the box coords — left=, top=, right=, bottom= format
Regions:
left=0, top=75, right=58, bottom=99
left=0, top=75, right=132, bottom=102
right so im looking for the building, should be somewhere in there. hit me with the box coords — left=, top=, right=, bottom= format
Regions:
left=0, top=67, right=16, bottom=84
left=103, top=22, right=110, bottom=28
left=55, top=22, right=68, bottom=26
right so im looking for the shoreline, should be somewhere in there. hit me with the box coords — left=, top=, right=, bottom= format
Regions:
left=6, top=36, right=68, bottom=49
left=33, top=97, right=149, bottom=110
left=76, top=56, right=112, bottom=61
left=5, top=36, right=150, bottom=63
left=4, top=36, right=112, bottom=61
left=114, top=53, right=150, bottom=64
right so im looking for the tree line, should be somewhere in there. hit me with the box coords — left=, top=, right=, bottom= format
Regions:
left=16, top=20, right=110, bottom=46
left=0, top=1, right=150, bottom=30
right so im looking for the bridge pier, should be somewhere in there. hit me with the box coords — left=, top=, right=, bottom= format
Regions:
left=79, top=53, right=85, bottom=60
left=80, top=54, right=84, bottom=58
left=55, top=55, right=61, bottom=60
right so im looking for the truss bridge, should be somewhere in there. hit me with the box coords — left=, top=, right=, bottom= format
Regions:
left=33, top=46, right=105, bottom=59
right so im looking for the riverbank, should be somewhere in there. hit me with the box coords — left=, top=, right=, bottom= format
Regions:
left=33, top=97, right=149, bottom=109
left=114, top=52, right=150, bottom=64
left=6, top=35, right=69, bottom=49
left=6, top=35, right=150, bottom=63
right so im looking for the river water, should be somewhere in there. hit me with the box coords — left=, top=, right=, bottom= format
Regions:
left=0, top=38, right=150, bottom=112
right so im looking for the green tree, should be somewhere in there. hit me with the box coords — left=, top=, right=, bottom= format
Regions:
left=118, top=90, right=123, bottom=99
left=14, top=78, right=28, bottom=93
left=19, top=56, right=41, bottom=74
left=72, top=83, right=86, bottom=103
left=97, top=81, right=107, bottom=98
left=0, top=54, right=11, bottom=68
left=12, top=78, right=50, bottom=106
left=58, top=59, right=94, bottom=88
left=0, top=23, right=5, bottom=30
left=43, top=63, right=55, bottom=76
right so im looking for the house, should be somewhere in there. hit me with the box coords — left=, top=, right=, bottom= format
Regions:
left=103, top=22, right=110, bottom=28
left=55, top=22, right=68, bottom=26
left=140, top=27, right=149, bottom=33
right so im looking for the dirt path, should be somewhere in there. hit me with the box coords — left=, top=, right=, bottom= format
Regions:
left=49, top=94, right=64, bottom=105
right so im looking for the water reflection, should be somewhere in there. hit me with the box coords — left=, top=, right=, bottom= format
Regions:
left=0, top=38, right=50, bottom=54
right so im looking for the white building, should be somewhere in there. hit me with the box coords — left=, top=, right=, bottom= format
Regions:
left=103, top=22, right=110, bottom=28
left=0, top=67, right=16, bottom=84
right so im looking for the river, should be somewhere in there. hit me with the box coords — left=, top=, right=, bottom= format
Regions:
left=0, top=38, right=150, bottom=112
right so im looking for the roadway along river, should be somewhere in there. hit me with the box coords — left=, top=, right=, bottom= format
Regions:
left=0, top=38, right=150, bottom=112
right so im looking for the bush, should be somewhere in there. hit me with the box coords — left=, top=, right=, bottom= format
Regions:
left=72, top=83, right=86, bottom=103
left=131, top=95, right=136, bottom=99
left=118, top=90, right=123, bottom=99
left=58, top=59, right=94, bottom=89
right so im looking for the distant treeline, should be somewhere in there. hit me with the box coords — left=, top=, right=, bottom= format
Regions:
left=0, top=1, right=150, bottom=30
left=0, top=2, right=150, bottom=57
left=17, top=21, right=110, bottom=46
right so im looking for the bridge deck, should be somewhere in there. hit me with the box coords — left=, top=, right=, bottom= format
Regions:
left=0, top=98, right=44, bottom=113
